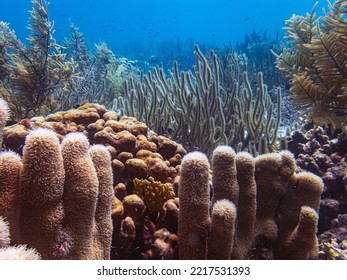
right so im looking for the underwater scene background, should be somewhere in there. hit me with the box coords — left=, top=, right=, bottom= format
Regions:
left=0, top=0, right=347, bottom=260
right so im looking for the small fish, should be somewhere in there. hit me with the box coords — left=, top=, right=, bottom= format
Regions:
left=19, top=118, right=33, bottom=129
left=243, top=16, right=250, bottom=22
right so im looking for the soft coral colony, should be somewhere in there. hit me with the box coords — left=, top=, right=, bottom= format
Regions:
left=0, top=0, right=346, bottom=260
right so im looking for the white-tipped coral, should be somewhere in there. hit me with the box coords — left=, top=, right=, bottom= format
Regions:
left=0, top=245, right=41, bottom=260
left=20, top=128, right=65, bottom=259
left=0, top=216, right=41, bottom=260
left=0, top=217, right=10, bottom=248
left=89, top=144, right=113, bottom=260
left=62, top=132, right=99, bottom=259
left=208, top=199, right=237, bottom=260
left=178, top=152, right=211, bottom=260
left=211, top=145, right=239, bottom=206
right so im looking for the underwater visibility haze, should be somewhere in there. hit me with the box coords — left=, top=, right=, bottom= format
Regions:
left=0, top=0, right=325, bottom=54
left=0, top=0, right=347, bottom=260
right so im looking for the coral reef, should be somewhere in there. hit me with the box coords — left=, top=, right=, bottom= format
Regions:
left=1, top=98, right=186, bottom=260
left=0, top=0, right=346, bottom=261
left=1, top=93, right=345, bottom=260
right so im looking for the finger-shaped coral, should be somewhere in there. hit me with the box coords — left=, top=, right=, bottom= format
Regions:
left=178, top=152, right=211, bottom=259
left=207, top=199, right=236, bottom=260
left=231, top=151, right=256, bottom=259
left=211, top=146, right=239, bottom=206
left=275, top=172, right=323, bottom=233
left=61, top=132, right=98, bottom=259
left=0, top=151, right=22, bottom=244
left=159, top=199, right=179, bottom=233
left=20, top=128, right=65, bottom=259
left=274, top=172, right=323, bottom=259
left=254, top=151, right=296, bottom=240
left=275, top=206, right=319, bottom=259
left=89, top=145, right=113, bottom=260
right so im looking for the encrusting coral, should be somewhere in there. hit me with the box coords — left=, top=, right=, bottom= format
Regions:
left=286, top=124, right=347, bottom=252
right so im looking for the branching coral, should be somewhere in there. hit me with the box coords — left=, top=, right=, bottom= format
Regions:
left=0, top=0, right=78, bottom=120
left=273, top=0, right=347, bottom=130
left=119, top=45, right=281, bottom=156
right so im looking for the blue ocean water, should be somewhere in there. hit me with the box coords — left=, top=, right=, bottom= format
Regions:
left=0, top=0, right=326, bottom=54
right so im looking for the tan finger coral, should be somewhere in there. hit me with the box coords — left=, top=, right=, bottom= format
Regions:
left=178, top=152, right=211, bottom=260
left=20, top=128, right=65, bottom=259
left=0, top=151, right=22, bottom=244
left=207, top=199, right=237, bottom=260
left=61, top=132, right=99, bottom=259
left=89, top=145, right=113, bottom=260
